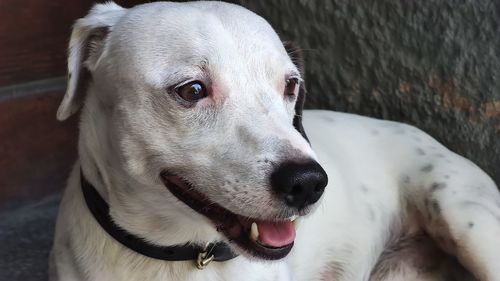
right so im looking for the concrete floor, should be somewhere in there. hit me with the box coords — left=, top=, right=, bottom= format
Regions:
left=0, top=194, right=61, bottom=281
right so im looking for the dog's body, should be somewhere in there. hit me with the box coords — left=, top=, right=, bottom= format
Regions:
left=50, top=2, right=500, bottom=281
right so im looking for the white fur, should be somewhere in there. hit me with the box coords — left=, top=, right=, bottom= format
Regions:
left=50, top=2, right=500, bottom=281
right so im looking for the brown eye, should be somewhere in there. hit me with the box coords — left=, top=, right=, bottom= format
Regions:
left=175, top=81, right=208, bottom=102
left=284, top=78, right=299, bottom=97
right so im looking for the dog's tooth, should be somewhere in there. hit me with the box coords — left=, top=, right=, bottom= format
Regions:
left=290, top=215, right=298, bottom=222
left=250, top=222, right=259, bottom=241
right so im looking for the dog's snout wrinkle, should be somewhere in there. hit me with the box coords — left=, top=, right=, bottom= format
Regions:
left=270, top=160, right=328, bottom=210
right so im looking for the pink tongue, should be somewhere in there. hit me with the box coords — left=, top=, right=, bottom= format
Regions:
left=256, top=220, right=296, bottom=248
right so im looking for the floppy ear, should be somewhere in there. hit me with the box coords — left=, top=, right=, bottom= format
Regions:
left=56, top=2, right=126, bottom=121
left=283, top=42, right=309, bottom=142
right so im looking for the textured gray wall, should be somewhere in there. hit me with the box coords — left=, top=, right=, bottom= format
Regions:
left=230, top=0, right=500, bottom=185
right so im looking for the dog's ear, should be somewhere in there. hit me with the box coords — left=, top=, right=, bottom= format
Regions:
left=283, top=42, right=309, bottom=142
left=57, top=2, right=126, bottom=121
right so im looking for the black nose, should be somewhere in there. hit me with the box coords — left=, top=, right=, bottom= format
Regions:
left=270, top=161, right=328, bottom=210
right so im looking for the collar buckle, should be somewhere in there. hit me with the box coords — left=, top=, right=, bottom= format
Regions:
left=196, top=243, right=215, bottom=269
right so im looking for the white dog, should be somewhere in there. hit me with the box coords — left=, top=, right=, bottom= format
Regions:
left=50, top=2, right=500, bottom=281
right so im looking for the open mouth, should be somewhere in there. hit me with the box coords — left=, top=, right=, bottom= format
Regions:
left=160, top=172, right=297, bottom=260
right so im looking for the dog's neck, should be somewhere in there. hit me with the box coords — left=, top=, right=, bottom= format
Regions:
left=79, top=169, right=238, bottom=265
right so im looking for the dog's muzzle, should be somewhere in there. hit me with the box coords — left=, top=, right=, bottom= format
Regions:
left=160, top=159, right=328, bottom=261
left=161, top=174, right=295, bottom=260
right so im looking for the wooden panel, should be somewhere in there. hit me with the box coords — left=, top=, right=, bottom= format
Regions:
left=0, top=0, right=174, bottom=209
left=0, top=0, right=150, bottom=88
left=0, top=0, right=93, bottom=87
left=0, top=92, right=78, bottom=209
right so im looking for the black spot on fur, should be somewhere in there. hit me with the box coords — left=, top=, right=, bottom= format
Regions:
left=360, top=185, right=369, bottom=193
left=402, top=175, right=411, bottom=184
left=420, top=164, right=434, bottom=173
left=416, top=147, right=426, bottom=156
left=468, top=222, right=474, bottom=229
left=444, top=175, right=450, bottom=179
left=432, top=200, right=441, bottom=214
left=430, top=182, right=447, bottom=193
left=424, top=198, right=430, bottom=208
left=371, top=129, right=379, bottom=136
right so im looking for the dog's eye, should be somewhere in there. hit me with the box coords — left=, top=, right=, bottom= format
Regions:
left=284, top=78, right=299, bottom=97
left=175, top=81, right=208, bottom=102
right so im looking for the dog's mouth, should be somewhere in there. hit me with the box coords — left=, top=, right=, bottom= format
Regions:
left=160, top=172, right=296, bottom=260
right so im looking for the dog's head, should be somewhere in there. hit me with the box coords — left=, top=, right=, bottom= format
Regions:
left=58, top=2, right=327, bottom=260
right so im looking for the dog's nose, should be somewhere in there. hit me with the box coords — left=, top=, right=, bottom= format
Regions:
left=270, top=161, right=328, bottom=210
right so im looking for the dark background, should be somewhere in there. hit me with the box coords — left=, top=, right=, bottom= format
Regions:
left=0, top=0, right=498, bottom=280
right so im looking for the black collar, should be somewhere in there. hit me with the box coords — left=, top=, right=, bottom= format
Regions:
left=80, top=169, right=238, bottom=268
